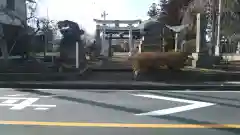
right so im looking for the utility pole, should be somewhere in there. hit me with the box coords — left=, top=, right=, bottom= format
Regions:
left=215, top=0, right=222, bottom=56
left=44, top=8, right=49, bottom=58
left=101, top=11, right=108, bottom=27
left=100, top=11, right=108, bottom=56
left=101, top=11, right=108, bottom=20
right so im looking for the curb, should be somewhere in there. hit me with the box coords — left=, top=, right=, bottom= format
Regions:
left=88, top=67, right=240, bottom=82
left=0, top=66, right=90, bottom=81
left=90, top=68, right=132, bottom=72
left=1, top=81, right=240, bottom=90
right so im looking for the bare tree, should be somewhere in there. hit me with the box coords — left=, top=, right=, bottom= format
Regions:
left=26, top=0, right=37, bottom=19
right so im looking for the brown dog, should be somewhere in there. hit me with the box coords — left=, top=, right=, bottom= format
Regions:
left=128, top=51, right=193, bottom=79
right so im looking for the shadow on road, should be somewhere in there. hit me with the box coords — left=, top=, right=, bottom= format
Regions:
left=13, top=89, right=240, bottom=134
left=167, top=92, right=240, bottom=102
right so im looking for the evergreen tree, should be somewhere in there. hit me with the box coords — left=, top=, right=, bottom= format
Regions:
left=159, top=0, right=168, bottom=15
left=158, top=0, right=169, bottom=22
left=147, top=3, right=160, bottom=18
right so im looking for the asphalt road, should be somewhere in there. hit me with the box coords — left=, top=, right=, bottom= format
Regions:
left=0, top=88, right=240, bottom=135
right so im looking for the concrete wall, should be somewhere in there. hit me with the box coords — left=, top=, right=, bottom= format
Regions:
left=222, top=54, right=240, bottom=61
left=0, top=0, right=27, bottom=26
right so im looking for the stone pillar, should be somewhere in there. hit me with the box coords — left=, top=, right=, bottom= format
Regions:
left=195, top=13, right=208, bottom=53
left=192, top=13, right=220, bottom=68
left=95, top=25, right=101, bottom=57
left=139, top=36, right=144, bottom=53
left=174, top=33, right=179, bottom=52
left=129, top=26, right=133, bottom=56
left=100, top=29, right=108, bottom=57
left=101, top=31, right=104, bottom=54
left=236, top=42, right=240, bottom=54
left=195, top=13, right=202, bottom=53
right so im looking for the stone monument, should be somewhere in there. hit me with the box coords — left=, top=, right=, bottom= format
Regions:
left=57, top=20, right=86, bottom=70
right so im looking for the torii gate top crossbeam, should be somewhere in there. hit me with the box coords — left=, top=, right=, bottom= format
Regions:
left=99, top=25, right=139, bottom=30
left=93, top=19, right=141, bottom=24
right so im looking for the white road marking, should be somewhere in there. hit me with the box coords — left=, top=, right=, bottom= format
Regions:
left=0, top=97, right=56, bottom=110
left=39, top=96, right=55, bottom=98
left=34, top=108, right=49, bottom=111
left=30, top=104, right=56, bottom=108
left=133, top=94, right=199, bottom=104
left=223, top=81, right=240, bottom=84
left=34, top=89, right=66, bottom=91
left=6, top=94, right=28, bottom=97
left=0, top=88, right=15, bottom=91
left=0, top=97, right=31, bottom=100
left=133, top=94, right=215, bottom=116
left=0, top=104, right=56, bottom=108
left=10, top=98, right=39, bottom=110
left=2, top=99, right=19, bottom=104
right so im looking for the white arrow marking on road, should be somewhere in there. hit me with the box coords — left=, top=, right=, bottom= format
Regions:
left=132, top=94, right=215, bottom=116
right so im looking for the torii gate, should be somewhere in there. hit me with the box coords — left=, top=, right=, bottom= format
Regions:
left=93, top=19, right=142, bottom=57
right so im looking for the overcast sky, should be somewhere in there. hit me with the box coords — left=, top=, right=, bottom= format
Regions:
left=37, top=0, right=157, bottom=34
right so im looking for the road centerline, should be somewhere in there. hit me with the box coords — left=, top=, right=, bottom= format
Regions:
left=0, top=121, right=239, bottom=128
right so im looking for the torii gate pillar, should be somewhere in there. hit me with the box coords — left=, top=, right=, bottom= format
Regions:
left=101, top=30, right=108, bottom=57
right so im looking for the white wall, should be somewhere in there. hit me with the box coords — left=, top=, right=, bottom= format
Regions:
left=0, top=0, right=27, bottom=26
left=112, top=39, right=119, bottom=45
